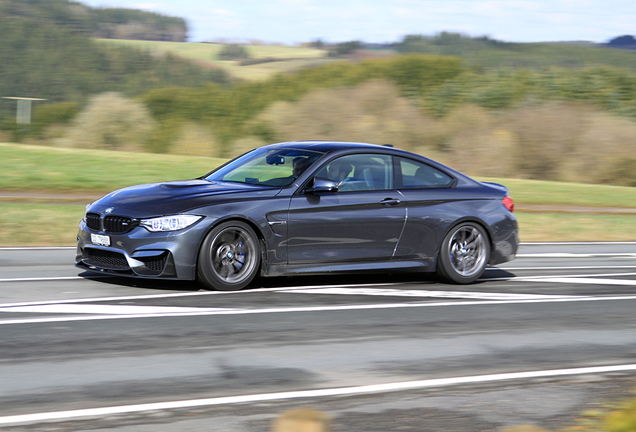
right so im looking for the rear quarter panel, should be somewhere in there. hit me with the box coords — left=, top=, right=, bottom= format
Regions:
left=395, top=185, right=518, bottom=266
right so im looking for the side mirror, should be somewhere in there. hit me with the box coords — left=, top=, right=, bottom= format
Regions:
left=304, top=177, right=339, bottom=194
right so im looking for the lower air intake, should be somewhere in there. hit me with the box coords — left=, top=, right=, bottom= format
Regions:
left=85, top=248, right=129, bottom=270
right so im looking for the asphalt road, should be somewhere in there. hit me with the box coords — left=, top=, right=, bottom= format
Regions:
left=1, top=242, right=636, bottom=431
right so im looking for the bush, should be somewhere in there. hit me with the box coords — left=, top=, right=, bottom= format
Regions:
left=169, top=122, right=220, bottom=157
left=225, top=136, right=267, bottom=158
left=258, top=79, right=443, bottom=150
left=29, top=102, right=80, bottom=138
left=63, top=92, right=156, bottom=152
left=327, top=41, right=362, bottom=57
left=508, top=103, right=585, bottom=181
left=444, top=105, right=517, bottom=178
left=600, top=158, right=636, bottom=187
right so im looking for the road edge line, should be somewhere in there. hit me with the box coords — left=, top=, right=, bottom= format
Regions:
left=1, top=364, right=636, bottom=426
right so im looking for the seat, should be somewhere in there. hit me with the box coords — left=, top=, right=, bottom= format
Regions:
left=361, top=168, right=374, bottom=189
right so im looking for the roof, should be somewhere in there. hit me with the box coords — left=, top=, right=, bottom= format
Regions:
left=267, top=141, right=396, bottom=153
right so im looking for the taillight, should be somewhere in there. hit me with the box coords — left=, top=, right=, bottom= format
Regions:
left=502, top=196, right=514, bottom=213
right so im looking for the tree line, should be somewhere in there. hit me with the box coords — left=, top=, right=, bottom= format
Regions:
left=0, top=0, right=187, bottom=41
left=0, top=1, right=229, bottom=122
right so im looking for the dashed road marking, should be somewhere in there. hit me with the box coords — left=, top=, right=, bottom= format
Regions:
left=1, top=304, right=234, bottom=315
left=279, top=287, right=580, bottom=301
left=517, top=253, right=636, bottom=258
left=524, top=277, right=636, bottom=286
left=485, top=271, right=636, bottom=282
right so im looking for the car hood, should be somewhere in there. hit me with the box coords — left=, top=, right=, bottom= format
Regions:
left=88, top=180, right=281, bottom=216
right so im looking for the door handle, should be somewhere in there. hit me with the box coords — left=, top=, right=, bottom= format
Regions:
left=380, top=198, right=401, bottom=206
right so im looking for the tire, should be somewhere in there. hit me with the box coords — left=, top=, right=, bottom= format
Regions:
left=436, top=222, right=490, bottom=284
left=197, top=221, right=260, bottom=291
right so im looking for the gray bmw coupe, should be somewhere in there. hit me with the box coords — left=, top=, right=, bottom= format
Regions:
left=76, top=141, right=518, bottom=290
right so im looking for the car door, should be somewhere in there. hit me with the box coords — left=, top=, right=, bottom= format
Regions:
left=287, top=154, right=406, bottom=265
left=393, top=156, right=459, bottom=259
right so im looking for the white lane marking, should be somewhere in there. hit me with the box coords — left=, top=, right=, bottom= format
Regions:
left=491, top=266, right=636, bottom=271
left=281, top=287, right=580, bottom=301
left=484, top=271, right=636, bottom=282
left=520, top=242, right=636, bottom=245
left=0, top=247, right=76, bottom=250
left=1, top=304, right=233, bottom=315
left=1, top=363, right=635, bottom=426
left=518, top=253, right=636, bottom=258
left=2, top=295, right=636, bottom=326
left=0, top=276, right=85, bottom=283
left=527, top=277, right=636, bottom=287
left=0, top=283, right=409, bottom=309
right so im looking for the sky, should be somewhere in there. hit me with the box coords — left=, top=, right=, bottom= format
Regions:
left=80, top=0, right=635, bottom=45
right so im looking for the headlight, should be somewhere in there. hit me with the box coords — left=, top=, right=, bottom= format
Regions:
left=140, top=215, right=203, bottom=232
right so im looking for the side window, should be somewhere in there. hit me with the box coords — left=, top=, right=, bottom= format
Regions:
left=398, top=157, right=454, bottom=189
left=315, top=154, right=393, bottom=192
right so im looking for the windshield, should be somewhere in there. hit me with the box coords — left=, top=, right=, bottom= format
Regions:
left=204, top=148, right=324, bottom=187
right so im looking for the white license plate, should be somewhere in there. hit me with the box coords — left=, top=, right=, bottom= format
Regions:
left=91, top=233, right=110, bottom=246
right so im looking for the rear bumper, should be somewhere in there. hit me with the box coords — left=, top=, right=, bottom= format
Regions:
left=488, top=216, right=519, bottom=266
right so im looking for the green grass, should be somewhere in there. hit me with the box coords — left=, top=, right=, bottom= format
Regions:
left=0, top=143, right=226, bottom=193
left=0, top=203, right=85, bottom=246
left=515, top=213, right=636, bottom=242
left=3, top=143, right=635, bottom=208
left=95, top=39, right=330, bottom=81
left=478, top=177, right=636, bottom=209
left=1, top=142, right=635, bottom=245
left=96, top=39, right=326, bottom=60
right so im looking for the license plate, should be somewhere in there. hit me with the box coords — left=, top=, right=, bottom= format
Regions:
left=91, top=233, right=110, bottom=246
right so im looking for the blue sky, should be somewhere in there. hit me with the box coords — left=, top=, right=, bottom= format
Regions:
left=80, top=0, right=635, bottom=44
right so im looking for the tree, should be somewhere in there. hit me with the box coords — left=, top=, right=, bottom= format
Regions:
left=217, top=44, right=251, bottom=60
left=327, top=41, right=362, bottom=57
left=607, top=35, right=636, bottom=49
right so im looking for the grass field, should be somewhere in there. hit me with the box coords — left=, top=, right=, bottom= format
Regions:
left=476, top=177, right=636, bottom=209
left=0, top=143, right=226, bottom=193
left=95, top=38, right=636, bottom=82
left=95, top=39, right=331, bottom=81
left=1, top=143, right=635, bottom=245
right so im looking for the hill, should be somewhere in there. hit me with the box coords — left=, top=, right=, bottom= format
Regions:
left=0, top=0, right=227, bottom=111
left=99, top=33, right=636, bottom=83
left=0, top=0, right=186, bottom=41
left=394, top=33, right=636, bottom=72
left=96, top=39, right=332, bottom=81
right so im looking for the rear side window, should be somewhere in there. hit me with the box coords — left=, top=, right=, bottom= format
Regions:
left=398, top=157, right=454, bottom=189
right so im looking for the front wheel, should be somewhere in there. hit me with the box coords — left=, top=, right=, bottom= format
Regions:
left=197, top=221, right=260, bottom=291
left=436, top=222, right=490, bottom=284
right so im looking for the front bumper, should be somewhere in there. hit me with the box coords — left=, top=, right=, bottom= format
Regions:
left=75, top=219, right=206, bottom=280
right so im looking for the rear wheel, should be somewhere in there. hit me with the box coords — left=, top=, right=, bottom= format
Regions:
left=197, top=221, right=260, bottom=291
left=436, top=222, right=489, bottom=284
